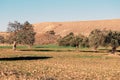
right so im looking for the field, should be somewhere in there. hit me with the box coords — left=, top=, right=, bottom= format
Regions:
left=0, top=45, right=120, bottom=80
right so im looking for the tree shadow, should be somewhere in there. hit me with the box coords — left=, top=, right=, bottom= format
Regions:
left=79, top=50, right=99, bottom=53
left=116, top=50, right=120, bottom=52
left=20, top=49, right=74, bottom=52
left=20, top=48, right=120, bottom=53
left=0, top=56, right=52, bottom=61
left=20, top=49, right=108, bottom=53
left=116, top=54, right=120, bottom=56
left=99, top=49, right=120, bottom=53
left=79, top=49, right=110, bottom=53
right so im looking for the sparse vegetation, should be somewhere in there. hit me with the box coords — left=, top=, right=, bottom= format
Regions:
left=0, top=0, right=120, bottom=79
left=0, top=20, right=120, bottom=79
left=0, top=49, right=120, bottom=80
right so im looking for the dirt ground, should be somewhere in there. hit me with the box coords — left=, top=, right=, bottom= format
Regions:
left=0, top=49, right=120, bottom=80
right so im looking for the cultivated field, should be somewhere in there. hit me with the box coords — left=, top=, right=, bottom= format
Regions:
left=0, top=46, right=120, bottom=80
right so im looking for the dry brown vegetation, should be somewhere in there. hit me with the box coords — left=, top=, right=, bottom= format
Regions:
left=0, top=32, right=9, bottom=39
left=35, top=33, right=60, bottom=45
left=0, top=49, right=120, bottom=80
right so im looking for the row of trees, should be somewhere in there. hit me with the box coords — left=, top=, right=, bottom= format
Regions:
left=58, top=32, right=89, bottom=48
left=0, top=21, right=120, bottom=54
left=58, top=29, right=120, bottom=54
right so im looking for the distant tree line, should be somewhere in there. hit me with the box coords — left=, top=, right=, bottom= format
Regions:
left=58, top=29, right=120, bottom=54
left=58, top=32, right=89, bottom=48
left=0, top=21, right=120, bottom=54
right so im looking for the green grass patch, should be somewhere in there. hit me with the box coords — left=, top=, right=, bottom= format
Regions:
left=16, top=46, right=28, bottom=49
left=0, top=45, right=27, bottom=49
left=0, top=46, right=12, bottom=49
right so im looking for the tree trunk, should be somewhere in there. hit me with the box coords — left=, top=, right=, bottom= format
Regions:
left=13, top=41, right=17, bottom=50
left=111, top=47, right=116, bottom=54
left=94, top=46, right=98, bottom=52
left=75, top=44, right=79, bottom=51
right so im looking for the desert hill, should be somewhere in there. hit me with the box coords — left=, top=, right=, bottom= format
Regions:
left=0, top=32, right=9, bottom=39
left=0, top=19, right=120, bottom=44
left=33, top=19, right=120, bottom=37
left=35, top=32, right=60, bottom=44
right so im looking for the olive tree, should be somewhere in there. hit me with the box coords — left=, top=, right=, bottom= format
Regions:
left=70, top=35, right=83, bottom=48
left=58, top=32, right=74, bottom=46
left=58, top=32, right=85, bottom=48
left=7, top=21, right=23, bottom=50
left=89, top=29, right=104, bottom=51
left=7, top=21, right=36, bottom=50
left=104, top=31, right=120, bottom=54
left=17, top=21, right=36, bottom=47
left=80, top=37, right=89, bottom=48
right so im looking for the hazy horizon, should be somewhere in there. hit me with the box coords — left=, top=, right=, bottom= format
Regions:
left=0, top=0, right=120, bottom=31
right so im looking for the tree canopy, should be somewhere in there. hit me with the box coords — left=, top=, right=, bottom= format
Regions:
left=7, top=21, right=36, bottom=49
left=88, top=29, right=105, bottom=50
left=103, top=31, right=120, bottom=54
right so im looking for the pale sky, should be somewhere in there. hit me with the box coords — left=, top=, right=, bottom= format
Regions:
left=0, top=0, right=120, bottom=31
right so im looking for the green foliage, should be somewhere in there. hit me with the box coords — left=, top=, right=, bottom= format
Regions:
left=80, top=37, right=89, bottom=48
left=103, top=31, right=120, bottom=53
left=104, top=31, right=120, bottom=47
left=18, top=21, right=36, bottom=46
left=58, top=32, right=88, bottom=48
left=7, top=21, right=23, bottom=43
left=69, top=35, right=83, bottom=47
left=7, top=21, right=36, bottom=47
left=58, top=29, right=120, bottom=54
left=89, top=29, right=104, bottom=50
left=0, top=45, right=27, bottom=49
left=6, top=21, right=120, bottom=54
left=0, top=46, right=12, bottom=49
left=58, top=32, right=74, bottom=46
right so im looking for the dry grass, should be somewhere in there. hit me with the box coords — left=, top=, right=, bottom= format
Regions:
left=0, top=49, right=120, bottom=80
